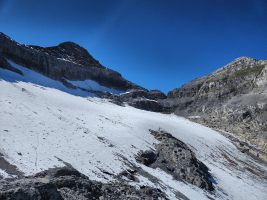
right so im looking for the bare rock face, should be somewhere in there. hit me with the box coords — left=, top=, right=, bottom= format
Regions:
left=104, top=89, right=167, bottom=112
left=136, top=129, right=214, bottom=191
left=0, top=167, right=168, bottom=200
left=30, top=42, right=102, bottom=68
left=0, top=52, right=23, bottom=75
left=164, top=57, right=267, bottom=161
left=119, top=89, right=166, bottom=112
left=129, top=98, right=164, bottom=112
left=0, top=32, right=141, bottom=90
left=119, top=89, right=166, bottom=101
left=147, top=90, right=167, bottom=100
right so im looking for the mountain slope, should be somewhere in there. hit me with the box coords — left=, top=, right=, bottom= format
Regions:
left=164, top=57, right=267, bottom=161
left=0, top=57, right=267, bottom=199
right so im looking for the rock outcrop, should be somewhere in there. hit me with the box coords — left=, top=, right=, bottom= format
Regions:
left=0, top=166, right=167, bottom=200
left=0, top=51, right=23, bottom=75
left=119, top=89, right=166, bottom=101
left=136, top=129, right=214, bottom=191
left=103, top=89, right=167, bottom=112
left=119, top=89, right=167, bottom=112
left=163, top=57, right=267, bottom=161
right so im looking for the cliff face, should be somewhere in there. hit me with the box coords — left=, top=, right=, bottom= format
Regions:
left=164, top=57, right=267, bottom=160
left=0, top=33, right=141, bottom=90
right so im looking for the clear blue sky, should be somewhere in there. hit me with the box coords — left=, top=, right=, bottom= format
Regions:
left=0, top=0, right=266, bottom=93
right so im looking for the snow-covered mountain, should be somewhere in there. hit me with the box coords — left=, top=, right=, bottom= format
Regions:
left=0, top=34, right=267, bottom=200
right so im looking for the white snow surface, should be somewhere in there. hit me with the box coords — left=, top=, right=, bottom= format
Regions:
left=0, top=62, right=267, bottom=200
left=0, top=169, right=10, bottom=178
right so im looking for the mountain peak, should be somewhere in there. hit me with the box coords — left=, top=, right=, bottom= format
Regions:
left=56, top=41, right=93, bottom=60
left=29, top=41, right=102, bottom=68
left=0, top=32, right=143, bottom=90
left=58, top=41, right=82, bottom=48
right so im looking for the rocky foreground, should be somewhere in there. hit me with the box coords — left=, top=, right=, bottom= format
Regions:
left=0, top=130, right=215, bottom=200
left=0, top=166, right=168, bottom=200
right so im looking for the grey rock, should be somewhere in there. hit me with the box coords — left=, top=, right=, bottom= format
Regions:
left=136, top=129, right=214, bottom=191
left=119, top=89, right=166, bottom=101
left=128, top=98, right=164, bottom=112
left=0, top=153, right=24, bottom=178
left=147, top=90, right=167, bottom=100
left=103, top=89, right=167, bottom=112
left=29, top=42, right=102, bottom=69
left=0, top=166, right=168, bottom=200
left=0, top=52, right=23, bottom=75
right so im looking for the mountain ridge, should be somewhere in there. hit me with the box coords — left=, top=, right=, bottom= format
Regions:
left=0, top=32, right=143, bottom=91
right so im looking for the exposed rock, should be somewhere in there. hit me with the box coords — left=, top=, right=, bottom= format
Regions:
left=117, top=169, right=139, bottom=182
left=102, top=89, right=167, bottom=112
left=119, top=89, right=166, bottom=102
left=119, top=89, right=149, bottom=100
left=164, top=57, right=267, bottom=161
left=136, top=129, right=214, bottom=191
left=0, top=52, right=23, bottom=75
left=30, top=42, right=102, bottom=68
left=0, top=166, right=168, bottom=200
left=0, top=153, right=24, bottom=178
left=129, top=98, right=164, bottom=112
left=147, top=90, right=167, bottom=100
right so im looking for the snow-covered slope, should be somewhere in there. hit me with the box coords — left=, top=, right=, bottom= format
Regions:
left=0, top=62, right=267, bottom=200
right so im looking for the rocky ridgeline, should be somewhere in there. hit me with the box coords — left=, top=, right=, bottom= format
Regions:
left=0, top=32, right=141, bottom=90
left=163, top=57, right=267, bottom=161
